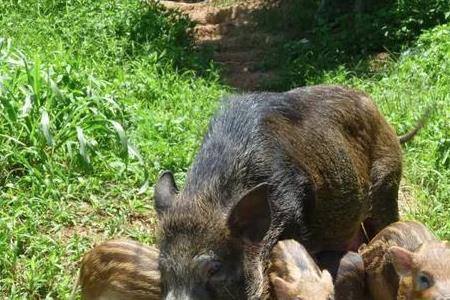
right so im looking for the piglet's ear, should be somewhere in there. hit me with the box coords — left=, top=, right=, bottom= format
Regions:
left=389, top=246, right=414, bottom=277
left=227, top=183, right=271, bottom=243
left=271, top=276, right=294, bottom=299
left=154, top=171, right=178, bottom=217
left=321, top=269, right=333, bottom=285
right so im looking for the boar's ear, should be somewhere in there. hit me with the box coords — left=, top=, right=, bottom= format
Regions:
left=389, top=246, right=414, bottom=277
left=154, top=171, right=178, bottom=216
left=227, top=183, right=271, bottom=243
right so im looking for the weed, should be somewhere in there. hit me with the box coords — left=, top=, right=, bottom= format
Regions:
left=0, top=1, right=223, bottom=298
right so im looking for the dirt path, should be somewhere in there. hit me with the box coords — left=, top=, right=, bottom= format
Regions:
left=161, top=0, right=286, bottom=91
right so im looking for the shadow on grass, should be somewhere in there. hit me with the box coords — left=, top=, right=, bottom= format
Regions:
left=260, top=0, right=449, bottom=90
left=120, top=1, right=215, bottom=74
left=148, top=0, right=447, bottom=91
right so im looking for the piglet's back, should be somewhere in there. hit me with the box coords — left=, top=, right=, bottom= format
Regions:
left=370, top=221, right=435, bottom=248
left=79, top=240, right=160, bottom=300
left=362, top=221, right=436, bottom=274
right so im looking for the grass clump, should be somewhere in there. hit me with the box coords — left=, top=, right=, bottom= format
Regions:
left=272, top=0, right=449, bottom=88
left=0, top=0, right=223, bottom=298
left=0, top=0, right=202, bottom=70
left=0, top=41, right=132, bottom=194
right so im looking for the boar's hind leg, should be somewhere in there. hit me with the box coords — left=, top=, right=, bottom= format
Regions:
left=365, top=157, right=401, bottom=239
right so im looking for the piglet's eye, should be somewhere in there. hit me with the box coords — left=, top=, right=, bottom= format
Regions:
left=415, top=272, right=433, bottom=291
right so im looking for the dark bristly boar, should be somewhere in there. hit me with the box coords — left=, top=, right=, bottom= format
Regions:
left=154, top=85, right=418, bottom=299
left=269, top=239, right=334, bottom=300
left=361, top=220, right=450, bottom=300
left=74, top=240, right=160, bottom=300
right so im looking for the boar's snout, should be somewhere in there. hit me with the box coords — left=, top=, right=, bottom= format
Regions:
left=164, top=290, right=192, bottom=300
left=164, top=286, right=224, bottom=300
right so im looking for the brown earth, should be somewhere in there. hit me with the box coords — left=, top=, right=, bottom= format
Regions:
left=161, top=0, right=286, bottom=91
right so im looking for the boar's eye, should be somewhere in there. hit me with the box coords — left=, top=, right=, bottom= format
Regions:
left=415, top=271, right=434, bottom=291
left=203, top=260, right=223, bottom=278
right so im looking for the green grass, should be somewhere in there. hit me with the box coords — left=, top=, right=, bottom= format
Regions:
left=267, top=0, right=449, bottom=90
left=0, top=0, right=449, bottom=298
left=0, top=1, right=224, bottom=298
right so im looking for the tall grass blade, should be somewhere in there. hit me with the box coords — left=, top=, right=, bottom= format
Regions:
left=0, top=95, right=18, bottom=123
left=20, top=95, right=33, bottom=117
left=127, top=143, right=143, bottom=164
left=128, top=143, right=149, bottom=194
left=110, top=120, right=128, bottom=159
left=76, top=127, right=90, bottom=165
left=40, top=109, right=53, bottom=146
left=49, top=78, right=63, bottom=100
left=138, top=176, right=149, bottom=195
left=0, top=75, right=9, bottom=91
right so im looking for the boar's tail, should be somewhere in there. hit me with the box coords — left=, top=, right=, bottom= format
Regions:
left=398, top=106, right=432, bottom=144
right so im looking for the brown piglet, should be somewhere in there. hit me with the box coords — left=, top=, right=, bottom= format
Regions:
left=334, top=251, right=370, bottom=300
left=316, top=250, right=370, bottom=300
left=73, top=240, right=160, bottom=300
left=269, top=239, right=335, bottom=300
left=360, top=220, right=450, bottom=300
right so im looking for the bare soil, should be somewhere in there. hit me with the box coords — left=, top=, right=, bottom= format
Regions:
left=161, top=0, right=285, bottom=91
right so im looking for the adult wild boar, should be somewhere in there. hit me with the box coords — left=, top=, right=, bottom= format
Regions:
left=154, top=85, right=413, bottom=299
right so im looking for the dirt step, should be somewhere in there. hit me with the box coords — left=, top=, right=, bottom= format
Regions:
left=224, top=70, right=280, bottom=91
left=161, top=0, right=267, bottom=25
left=160, top=1, right=206, bottom=11
left=194, top=24, right=222, bottom=40
left=215, top=49, right=265, bottom=64
left=210, top=32, right=285, bottom=51
left=165, top=0, right=206, bottom=3
left=161, top=1, right=235, bottom=24
left=217, top=61, right=260, bottom=73
left=159, top=0, right=286, bottom=91
left=194, top=23, right=236, bottom=40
